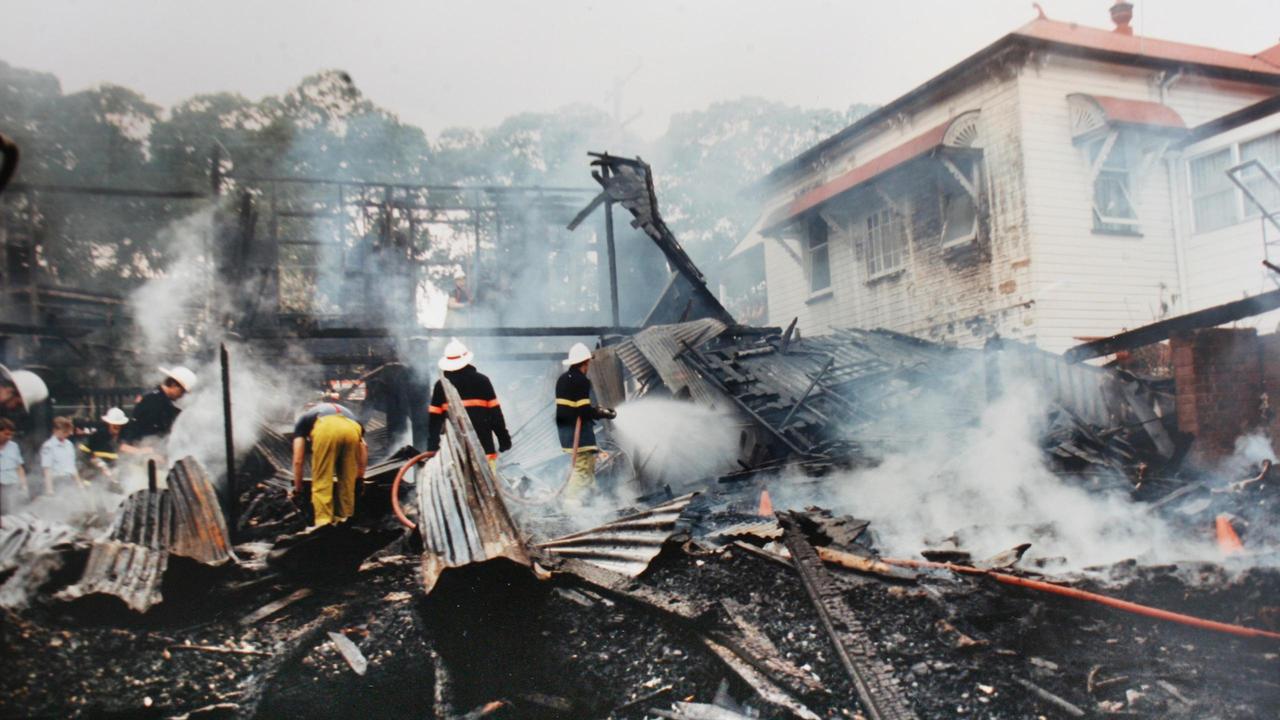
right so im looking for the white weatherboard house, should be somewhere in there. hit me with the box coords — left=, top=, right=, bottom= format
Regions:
left=731, top=3, right=1280, bottom=353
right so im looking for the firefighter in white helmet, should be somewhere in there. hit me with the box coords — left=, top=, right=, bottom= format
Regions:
left=555, top=342, right=615, bottom=502
left=426, top=339, right=511, bottom=469
left=0, top=364, right=49, bottom=423
left=121, top=366, right=196, bottom=448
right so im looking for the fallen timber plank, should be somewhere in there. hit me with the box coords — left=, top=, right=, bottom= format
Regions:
left=700, top=638, right=821, bottom=720
left=239, top=588, right=313, bottom=626
left=1063, top=287, right=1280, bottom=362
left=714, top=598, right=825, bottom=695
left=779, top=512, right=918, bottom=720
left=813, top=546, right=918, bottom=582
left=548, top=556, right=820, bottom=716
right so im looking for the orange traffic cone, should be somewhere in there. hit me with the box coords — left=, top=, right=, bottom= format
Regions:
left=757, top=489, right=774, bottom=517
left=1216, top=514, right=1244, bottom=554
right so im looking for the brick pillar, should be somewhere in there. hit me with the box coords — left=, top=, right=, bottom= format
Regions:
left=1171, top=328, right=1264, bottom=461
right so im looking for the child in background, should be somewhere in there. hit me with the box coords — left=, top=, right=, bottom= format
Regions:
left=0, top=417, right=28, bottom=507
left=39, top=416, right=80, bottom=493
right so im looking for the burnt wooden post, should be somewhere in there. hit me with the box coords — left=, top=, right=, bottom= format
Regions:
left=220, top=343, right=238, bottom=541
left=147, top=459, right=158, bottom=494
left=602, top=164, right=621, bottom=327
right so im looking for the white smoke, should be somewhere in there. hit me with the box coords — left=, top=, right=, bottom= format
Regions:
left=777, top=380, right=1224, bottom=571
left=164, top=345, right=308, bottom=483
left=125, top=204, right=312, bottom=487
left=611, top=398, right=742, bottom=492
left=127, top=206, right=220, bottom=357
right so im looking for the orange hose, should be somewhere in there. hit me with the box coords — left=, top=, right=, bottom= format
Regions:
left=390, top=451, right=433, bottom=530
left=883, top=557, right=1280, bottom=641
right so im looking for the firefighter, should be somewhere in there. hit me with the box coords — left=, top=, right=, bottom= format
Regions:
left=444, top=272, right=471, bottom=328
left=425, top=339, right=511, bottom=469
left=79, top=407, right=129, bottom=488
left=121, top=366, right=196, bottom=449
left=555, top=342, right=615, bottom=502
left=0, top=364, right=48, bottom=425
left=290, top=401, right=367, bottom=528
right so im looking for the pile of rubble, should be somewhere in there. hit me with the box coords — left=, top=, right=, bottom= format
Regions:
left=3, top=320, right=1280, bottom=718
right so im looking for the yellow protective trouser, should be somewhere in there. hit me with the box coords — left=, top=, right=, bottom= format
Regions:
left=310, top=414, right=362, bottom=526
left=563, top=450, right=597, bottom=501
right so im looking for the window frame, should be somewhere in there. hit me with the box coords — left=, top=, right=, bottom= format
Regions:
left=1239, top=130, right=1280, bottom=220
left=1085, top=131, right=1142, bottom=233
left=937, top=153, right=981, bottom=249
left=803, top=214, right=831, bottom=296
left=862, top=203, right=907, bottom=281
left=1188, top=146, right=1240, bottom=234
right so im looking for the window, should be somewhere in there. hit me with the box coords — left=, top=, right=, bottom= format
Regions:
left=1240, top=131, right=1280, bottom=218
left=1189, top=148, right=1237, bottom=233
left=1087, top=133, right=1139, bottom=232
left=939, top=155, right=979, bottom=247
left=805, top=215, right=830, bottom=294
left=865, top=206, right=906, bottom=279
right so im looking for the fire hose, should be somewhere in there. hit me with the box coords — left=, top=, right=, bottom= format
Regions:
left=883, top=557, right=1280, bottom=642
left=390, top=451, right=434, bottom=530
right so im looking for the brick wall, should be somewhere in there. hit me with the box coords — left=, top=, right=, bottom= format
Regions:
left=1171, top=328, right=1272, bottom=461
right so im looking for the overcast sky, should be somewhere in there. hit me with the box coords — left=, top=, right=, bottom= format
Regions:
left=7, top=0, right=1280, bottom=140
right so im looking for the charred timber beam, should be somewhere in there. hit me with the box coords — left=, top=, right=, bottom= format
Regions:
left=679, top=341, right=811, bottom=457
left=779, top=512, right=918, bottom=720
left=243, top=325, right=644, bottom=339
left=780, top=358, right=834, bottom=430
left=7, top=182, right=207, bottom=199
left=1064, top=287, right=1280, bottom=362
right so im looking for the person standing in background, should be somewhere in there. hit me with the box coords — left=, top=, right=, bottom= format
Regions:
left=39, top=416, right=79, bottom=494
left=0, top=418, right=28, bottom=510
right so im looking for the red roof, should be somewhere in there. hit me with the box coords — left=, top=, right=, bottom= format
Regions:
left=1014, top=18, right=1280, bottom=76
left=763, top=120, right=950, bottom=233
left=1084, top=94, right=1186, bottom=129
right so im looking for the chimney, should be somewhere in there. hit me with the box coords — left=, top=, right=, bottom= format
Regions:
left=1111, top=1, right=1135, bottom=35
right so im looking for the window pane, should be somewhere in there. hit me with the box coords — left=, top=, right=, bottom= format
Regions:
left=1241, top=132, right=1280, bottom=217
left=1193, top=190, right=1237, bottom=233
left=865, top=208, right=905, bottom=277
left=810, top=245, right=830, bottom=292
left=942, top=192, right=977, bottom=244
left=1190, top=149, right=1233, bottom=195
left=807, top=216, right=830, bottom=292
left=1095, top=171, right=1136, bottom=220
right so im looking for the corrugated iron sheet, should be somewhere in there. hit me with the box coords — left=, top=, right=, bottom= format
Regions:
left=0, top=515, right=79, bottom=573
left=535, top=493, right=695, bottom=576
left=416, top=378, right=531, bottom=594
left=615, top=318, right=726, bottom=396
left=56, top=457, right=231, bottom=612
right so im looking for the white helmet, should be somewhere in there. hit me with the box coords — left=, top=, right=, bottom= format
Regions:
left=438, top=338, right=474, bottom=372
left=101, top=407, right=130, bottom=425
left=159, top=365, right=197, bottom=392
left=0, top=365, right=49, bottom=410
left=562, top=342, right=593, bottom=367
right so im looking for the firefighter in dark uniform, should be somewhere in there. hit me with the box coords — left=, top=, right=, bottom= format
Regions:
left=79, top=407, right=130, bottom=487
left=121, top=366, right=196, bottom=449
left=425, top=339, right=511, bottom=469
left=555, top=342, right=615, bottom=502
